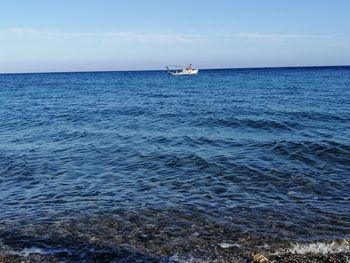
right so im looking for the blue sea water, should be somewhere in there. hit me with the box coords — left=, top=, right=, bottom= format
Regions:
left=0, top=67, right=349, bottom=261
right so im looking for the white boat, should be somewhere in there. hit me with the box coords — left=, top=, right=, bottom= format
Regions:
left=166, top=65, right=198, bottom=76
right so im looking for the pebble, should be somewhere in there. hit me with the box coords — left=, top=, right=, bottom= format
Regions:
left=253, top=253, right=269, bottom=263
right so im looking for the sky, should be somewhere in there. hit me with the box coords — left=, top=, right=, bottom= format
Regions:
left=0, top=0, right=350, bottom=73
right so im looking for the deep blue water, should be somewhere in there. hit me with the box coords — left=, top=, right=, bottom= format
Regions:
left=0, top=67, right=350, bottom=261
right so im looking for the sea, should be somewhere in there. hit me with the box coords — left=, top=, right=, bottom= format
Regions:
left=0, top=66, right=349, bottom=262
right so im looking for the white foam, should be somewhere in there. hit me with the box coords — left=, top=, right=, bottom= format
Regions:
left=218, top=242, right=241, bottom=249
left=280, top=240, right=350, bottom=255
left=167, top=253, right=208, bottom=263
left=8, top=247, right=49, bottom=257
left=7, top=246, right=69, bottom=257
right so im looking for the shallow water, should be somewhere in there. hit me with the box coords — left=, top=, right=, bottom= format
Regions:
left=0, top=67, right=350, bottom=261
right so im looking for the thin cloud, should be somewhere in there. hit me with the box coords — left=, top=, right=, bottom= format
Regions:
left=234, top=33, right=330, bottom=40
left=0, top=27, right=331, bottom=44
left=0, top=27, right=207, bottom=43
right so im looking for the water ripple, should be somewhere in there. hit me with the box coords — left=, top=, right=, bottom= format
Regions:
left=0, top=67, right=350, bottom=260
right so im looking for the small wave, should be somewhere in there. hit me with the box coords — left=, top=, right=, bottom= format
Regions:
left=279, top=240, right=350, bottom=255
left=143, top=93, right=179, bottom=99
left=195, top=117, right=296, bottom=131
left=167, top=253, right=207, bottom=263
left=270, top=140, right=350, bottom=167
left=1, top=236, right=159, bottom=262
left=243, top=119, right=294, bottom=131
left=8, top=246, right=64, bottom=257
left=290, top=111, right=350, bottom=123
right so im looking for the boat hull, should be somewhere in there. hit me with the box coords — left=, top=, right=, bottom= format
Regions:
left=169, top=69, right=198, bottom=76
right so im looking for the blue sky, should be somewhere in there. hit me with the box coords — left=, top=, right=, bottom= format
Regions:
left=1, top=0, right=350, bottom=72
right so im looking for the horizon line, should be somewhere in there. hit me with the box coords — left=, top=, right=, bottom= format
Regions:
left=1, top=64, right=349, bottom=75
